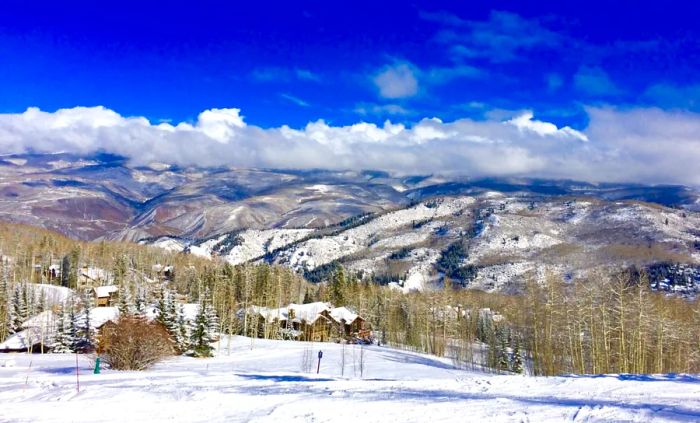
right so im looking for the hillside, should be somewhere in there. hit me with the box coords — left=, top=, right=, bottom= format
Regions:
left=1, top=336, right=698, bottom=422
left=171, top=193, right=700, bottom=293
left=1, top=153, right=699, bottom=294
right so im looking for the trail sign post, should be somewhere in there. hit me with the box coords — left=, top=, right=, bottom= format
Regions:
left=317, top=350, right=323, bottom=374
left=94, top=357, right=101, bottom=374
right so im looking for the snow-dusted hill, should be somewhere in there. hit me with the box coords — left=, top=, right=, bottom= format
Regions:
left=1, top=152, right=698, bottom=242
left=172, top=192, right=700, bottom=293
left=1, top=336, right=698, bottom=422
left=1, top=153, right=700, bottom=293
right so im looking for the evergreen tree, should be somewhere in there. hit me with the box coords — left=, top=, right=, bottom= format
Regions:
left=496, top=326, right=510, bottom=372
left=156, top=288, right=177, bottom=331
left=175, top=304, right=190, bottom=353
left=61, top=297, right=79, bottom=352
left=303, top=288, right=313, bottom=304
left=512, top=338, right=524, bottom=374
left=11, top=286, right=24, bottom=333
left=330, top=266, right=346, bottom=306
left=51, top=304, right=74, bottom=353
left=134, top=288, right=146, bottom=318
left=37, top=289, right=46, bottom=314
left=190, top=288, right=217, bottom=357
left=117, top=284, right=133, bottom=317
left=61, top=255, right=71, bottom=288
left=74, top=291, right=95, bottom=353
left=0, top=267, right=10, bottom=340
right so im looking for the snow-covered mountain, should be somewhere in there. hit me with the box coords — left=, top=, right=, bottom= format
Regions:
left=1, top=153, right=699, bottom=292
left=159, top=193, right=700, bottom=293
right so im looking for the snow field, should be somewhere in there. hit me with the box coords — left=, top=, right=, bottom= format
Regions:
left=1, top=336, right=699, bottom=422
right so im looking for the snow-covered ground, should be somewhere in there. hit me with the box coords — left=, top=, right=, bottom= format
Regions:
left=1, top=336, right=699, bottom=422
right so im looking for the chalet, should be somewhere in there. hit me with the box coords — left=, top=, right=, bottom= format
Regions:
left=244, top=302, right=371, bottom=343
left=93, top=285, right=119, bottom=307
left=329, top=307, right=371, bottom=340
left=78, top=266, right=112, bottom=287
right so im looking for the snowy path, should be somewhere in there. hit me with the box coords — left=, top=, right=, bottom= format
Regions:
left=1, top=337, right=699, bottom=422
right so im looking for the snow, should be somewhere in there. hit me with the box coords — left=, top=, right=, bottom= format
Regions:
left=27, top=284, right=73, bottom=305
left=328, top=306, right=359, bottom=323
left=222, top=229, right=312, bottom=265
left=149, top=237, right=186, bottom=253
left=93, top=285, right=118, bottom=298
left=278, top=197, right=474, bottom=271
left=248, top=302, right=362, bottom=327
left=0, top=326, right=54, bottom=351
left=88, top=307, right=120, bottom=328
left=1, top=336, right=698, bottom=422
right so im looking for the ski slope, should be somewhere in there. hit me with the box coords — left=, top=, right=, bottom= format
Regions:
left=1, top=337, right=699, bottom=422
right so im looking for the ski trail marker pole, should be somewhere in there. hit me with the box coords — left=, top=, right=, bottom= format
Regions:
left=75, top=352, right=80, bottom=393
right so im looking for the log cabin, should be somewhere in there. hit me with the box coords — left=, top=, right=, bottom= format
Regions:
left=244, top=302, right=371, bottom=343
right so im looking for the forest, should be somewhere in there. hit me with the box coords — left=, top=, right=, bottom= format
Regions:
left=0, top=222, right=698, bottom=375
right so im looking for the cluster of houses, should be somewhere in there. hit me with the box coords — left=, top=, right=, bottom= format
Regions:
left=35, top=261, right=174, bottom=288
left=243, top=302, right=372, bottom=343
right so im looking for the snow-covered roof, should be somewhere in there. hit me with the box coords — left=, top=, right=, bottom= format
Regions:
left=94, top=285, right=118, bottom=298
left=80, top=267, right=111, bottom=282
left=22, top=310, right=57, bottom=329
left=329, top=307, right=361, bottom=323
left=0, top=327, right=48, bottom=351
left=248, top=302, right=362, bottom=326
left=29, top=284, right=73, bottom=305
left=83, top=307, right=120, bottom=328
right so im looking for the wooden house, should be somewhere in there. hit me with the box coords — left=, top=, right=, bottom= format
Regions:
left=244, top=302, right=371, bottom=343
left=93, top=285, right=118, bottom=307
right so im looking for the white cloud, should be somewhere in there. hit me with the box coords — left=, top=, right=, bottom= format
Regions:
left=373, top=63, right=419, bottom=98
left=354, top=103, right=412, bottom=116
left=372, top=61, right=482, bottom=99
left=1, top=106, right=699, bottom=185
left=294, top=69, right=321, bottom=82
left=280, top=93, right=310, bottom=107
left=508, top=112, right=588, bottom=142
left=429, top=10, right=562, bottom=63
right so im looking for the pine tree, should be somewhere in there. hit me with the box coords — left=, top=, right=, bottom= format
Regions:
left=496, top=326, right=510, bottom=371
left=51, top=304, right=74, bottom=353
left=61, top=255, right=71, bottom=288
left=156, top=288, right=169, bottom=326
left=74, top=291, right=95, bottom=353
left=0, top=268, right=10, bottom=341
left=156, top=288, right=178, bottom=333
left=11, top=286, right=24, bottom=333
left=512, top=337, right=524, bottom=374
left=134, top=288, right=146, bottom=318
left=190, top=288, right=217, bottom=357
left=330, top=266, right=346, bottom=306
left=117, top=284, right=133, bottom=317
left=175, top=304, right=190, bottom=353
left=56, top=297, right=79, bottom=353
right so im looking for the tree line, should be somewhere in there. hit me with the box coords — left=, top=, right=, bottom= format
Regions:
left=0, top=222, right=698, bottom=375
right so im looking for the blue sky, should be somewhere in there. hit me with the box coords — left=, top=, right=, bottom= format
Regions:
left=1, top=1, right=700, bottom=185
left=2, top=0, right=700, bottom=129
